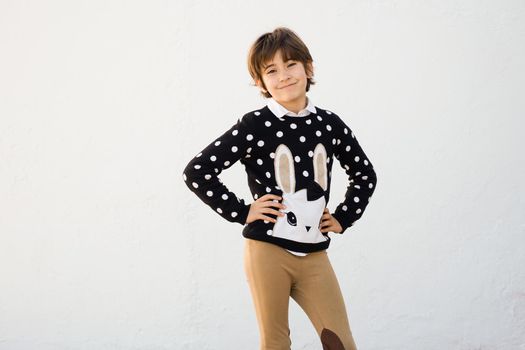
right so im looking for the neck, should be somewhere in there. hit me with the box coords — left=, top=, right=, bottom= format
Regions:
left=280, top=96, right=307, bottom=114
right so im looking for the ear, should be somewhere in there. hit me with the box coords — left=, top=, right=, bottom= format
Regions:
left=274, top=144, right=295, bottom=194
left=306, top=62, right=314, bottom=79
left=255, top=78, right=267, bottom=93
left=313, top=143, right=327, bottom=191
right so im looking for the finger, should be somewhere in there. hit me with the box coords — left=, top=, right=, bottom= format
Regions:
left=260, top=200, right=287, bottom=210
left=258, top=194, right=282, bottom=202
left=321, top=224, right=335, bottom=233
left=258, top=214, right=278, bottom=223
left=321, top=212, right=331, bottom=220
left=260, top=208, right=285, bottom=217
left=320, top=220, right=335, bottom=230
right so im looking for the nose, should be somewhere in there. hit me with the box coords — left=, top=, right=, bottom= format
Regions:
left=279, top=71, right=290, bottom=82
left=305, top=226, right=311, bottom=231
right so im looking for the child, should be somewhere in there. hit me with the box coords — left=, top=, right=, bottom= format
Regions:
left=183, top=27, right=377, bottom=350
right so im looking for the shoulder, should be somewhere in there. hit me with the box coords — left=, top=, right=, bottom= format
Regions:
left=237, top=105, right=278, bottom=128
left=314, top=105, right=344, bottom=123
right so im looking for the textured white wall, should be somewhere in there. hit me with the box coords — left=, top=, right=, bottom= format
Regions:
left=1, top=0, right=524, bottom=349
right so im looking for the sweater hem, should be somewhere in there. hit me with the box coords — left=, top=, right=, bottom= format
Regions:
left=242, top=227, right=331, bottom=253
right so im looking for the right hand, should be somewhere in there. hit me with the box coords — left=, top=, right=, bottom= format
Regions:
left=245, top=194, right=286, bottom=225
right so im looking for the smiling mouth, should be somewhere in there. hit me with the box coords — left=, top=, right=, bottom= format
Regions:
left=280, top=82, right=297, bottom=89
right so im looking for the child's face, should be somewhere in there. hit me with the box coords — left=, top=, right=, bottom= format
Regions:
left=257, top=49, right=312, bottom=109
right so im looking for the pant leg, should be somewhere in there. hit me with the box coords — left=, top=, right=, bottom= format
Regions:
left=243, top=239, right=295, bottom=350
left=290, top=250, right=358, bottom=350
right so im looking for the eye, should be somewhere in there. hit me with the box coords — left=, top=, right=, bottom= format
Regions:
left=288, top=62, right=296, bottom=67
left=267, top=69, right=276, bottom=74
left=286, top=212, right=297, bottom=226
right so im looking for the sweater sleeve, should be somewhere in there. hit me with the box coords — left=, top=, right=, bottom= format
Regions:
left=182, top=115, right=254, bottom=225
left=331, top=114, right=378, bottom=234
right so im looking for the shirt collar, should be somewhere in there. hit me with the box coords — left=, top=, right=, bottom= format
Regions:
left=267, top=97, right=317, bottom=120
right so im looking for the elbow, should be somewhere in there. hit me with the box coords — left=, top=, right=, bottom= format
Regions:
left=182, top=159, right=197, bottom=188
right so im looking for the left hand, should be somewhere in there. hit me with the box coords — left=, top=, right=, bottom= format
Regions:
left=319, top=208, right=343, bottom=234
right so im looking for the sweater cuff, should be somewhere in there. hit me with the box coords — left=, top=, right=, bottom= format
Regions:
left=235, top=203, right=251, bottom=226
left=331, top=211, right=353, bottom=234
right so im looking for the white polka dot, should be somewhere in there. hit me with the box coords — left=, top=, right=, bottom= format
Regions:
left=362, top=175, right=368, bottom=180
left=196, top=152, right=202, bottom=157
left=332, top=138, right=337, bottom=145
left=308, top=150, right=314, bottom=157
left=354, top=197, right=360, bottom=203
left=231, top=212, right=238, bottom=218
left=326, top=158, right=330, bottom=163
left=266, top=187, right=271, bottom=192
left=192, top=182, right=198, bottom=188
left=346, top=145, right=351, bottom=152
left=231, top=146, right=238, bottom=153
left=317, top=116, right=323, bottom=121
left=222, top=194, right=228, bottom=200
left=351, top=132, right=355, bottom=138
left=342, top=205, right=347, bottom=211
left=276, top=131, right=283, bottom=137
left=369, top=183, right=374, bottom=188
left=326, top=125, right=332, bottom=131
left=344, top=128, right=348, bottom=134
left=254, top=194, right=259, bottom=199
left=355, top=185, right=361, bottom=189
left=246, top=134, right=254, bottom=141
left=247, top=148, right=252, bottom=154
left=364, top=159, right=369, bottom=165
left=316, top=130, right=322, bottom=137
left=265, top=171, right=271, bottom=178
left=224, top=161, right=230, bottom=166
left=290, top=123, right=297, bottom=129
left=215, top=140, right=221, bottom=146
left=217, top=208, right=222, bottom=213
left=264, top=220, right=269, bottom=224
left=300, top=136, right=306, bottom=142
left=206, top=191, right=213, bottom=197
left=354, top=156, right=360, bottom=162
left=214, top=168, right=219, bottom=173
left=265, top=121, right=272, bottom=127
left=205, top=174, right=212, bottom=180
left=294, top=156, right=300, bottom=162
left=337, top=139, right=341, bottom=145
left=303, top=170, right=309, bottom=177
left=194, top=164, right=201, bottom=170
left=210, top=155, right=216, bottom=161
left=356, top=208, right=362, bottom=214
left=232, top=130, right=238, bottom=136
left=183, top=173, right=187, bottom=181
left=356, top=172, right=361, bottom=176
left=266, top=230, right=273, bottom=235
left=257, top=159, right=263, bottom=165
left=257, top=140, right=265, bottom=147
left=254, top=111, right=261, bottom=116
left=306, top=119, right=312, bottom=125
left=255, top=179, right=261, bottom=184
left=326, top=110, right=332, bottom=115
left=270, top=152, right=275, bottom=159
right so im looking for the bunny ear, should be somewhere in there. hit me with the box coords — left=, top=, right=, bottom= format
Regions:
left=274, top=144, right=295, bottom=194
left=313, top=143, right=328, bottom=191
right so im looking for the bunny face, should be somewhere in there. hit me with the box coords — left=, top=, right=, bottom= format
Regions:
left=270, top=143, right=329, bottom=244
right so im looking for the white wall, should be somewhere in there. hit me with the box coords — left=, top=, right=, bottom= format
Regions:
left=1, top=1, right=524, bottom=349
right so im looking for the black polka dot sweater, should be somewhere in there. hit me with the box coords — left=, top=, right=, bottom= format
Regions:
left=182, top=103, right=377, bottom=255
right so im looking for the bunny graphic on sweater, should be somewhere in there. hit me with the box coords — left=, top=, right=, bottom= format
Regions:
left=271, top=143, right=330, bottom=255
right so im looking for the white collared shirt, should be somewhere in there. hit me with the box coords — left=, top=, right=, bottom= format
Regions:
left=267, top=96, right=317, bottom=120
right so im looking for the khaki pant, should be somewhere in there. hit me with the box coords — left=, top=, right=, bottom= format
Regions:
left=243, top=238, right=358, bottom=350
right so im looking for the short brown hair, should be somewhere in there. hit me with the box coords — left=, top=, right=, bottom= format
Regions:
left=247, top=27, right=316, bottom=98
